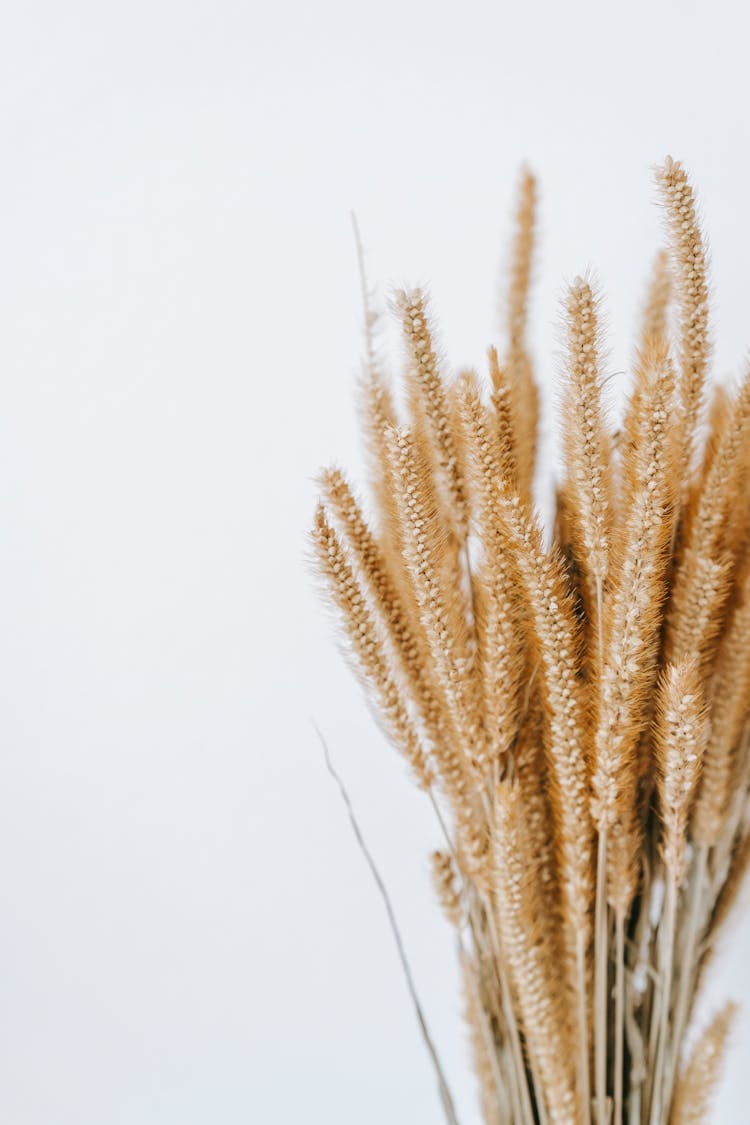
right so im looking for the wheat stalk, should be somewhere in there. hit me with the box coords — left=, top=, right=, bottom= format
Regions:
left=313, top=158, right=750, bottom=1124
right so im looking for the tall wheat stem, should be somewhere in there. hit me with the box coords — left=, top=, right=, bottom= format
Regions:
left=649, top=877, right=676, bottom=1125
left=664, top=843, right=708, bottom=1109
left=484, top=906, right=536, bottom=1125
left=576, top=932, right=592, bottom=1121
left=594, top=828, right=609, bottom=1124
left=614, top=909, right=626, bottom=1125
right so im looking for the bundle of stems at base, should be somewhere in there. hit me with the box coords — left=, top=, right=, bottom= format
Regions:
left=311, top=158, right=750, bottom=1124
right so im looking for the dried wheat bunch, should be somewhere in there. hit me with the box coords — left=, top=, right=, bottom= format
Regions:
left=312, top=159, right=750, bottom=1124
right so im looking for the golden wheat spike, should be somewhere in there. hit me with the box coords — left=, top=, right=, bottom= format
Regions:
left=561, top=277, right=612, bottom=657
left=665, top=369, right=750, bottom=671
left=513, top=692, right=559, bottom=917
left=699, top=382, right=732, bottom=486
left=318, top=467, right=457, bottom=753
left=431, top=849, right=462, bottom=926
left=619, top=252, right=672, bottom=489
left=593, top=342, right=677, bottom=843
left=725, top=390, right=750, bottom=558
left=654, top=156, right=711, bottom=482
left=358, top=370, right=405, bottom=563
left=665, top=550, right=732, bottom=673
left=488, top=345, right=520, bottom=486
left=507, top=169, right=535, bottom=356
left=504, top=168, right=540, bottom=504
left=692, top=566, right=750, bottom=847
left=407, top=373, right=473, bottom=616
left=640, top=248, right=672, bottom=348
left=673, top=373, right=750, bottom=656
left=653, top=660, right=707, bottom=884
left=499, top=497, right=593, bottom=940
left=396, top=288, right=468, bottom=538
left=617, top=249, right=672, bottom=528
left=351, top=210, right=381, bottom=378
left=382, top=426, right=489, bottom=877
left=670, top=1003, right=737, bottom=1125
left=311, top=505, right=432, bottom=789
left=680, top=364, right=750, bottom=552
left=454, top=371, right=523, bottom=771
left=398, top=302, right=476, bottom=644
left=384, top=427, right=485, bottom=765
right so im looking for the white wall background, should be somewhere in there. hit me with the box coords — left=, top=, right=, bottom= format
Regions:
left=1, top=1, right=749, bottom=1121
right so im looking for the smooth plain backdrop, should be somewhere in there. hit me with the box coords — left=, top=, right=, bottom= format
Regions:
left=2, top=1, right=750, bottom=1122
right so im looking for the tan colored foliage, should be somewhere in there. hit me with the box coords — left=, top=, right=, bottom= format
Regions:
left=313, top=159, right=747, bottom=1123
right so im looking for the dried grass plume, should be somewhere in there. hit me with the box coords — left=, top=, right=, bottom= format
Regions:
left=312, top=159, right=749, bottom=1124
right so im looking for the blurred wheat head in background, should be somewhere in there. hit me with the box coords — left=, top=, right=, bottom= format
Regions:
left=311, top=157, right=750, bottom=1124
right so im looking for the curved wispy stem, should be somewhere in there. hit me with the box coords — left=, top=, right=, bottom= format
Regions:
left=319, top=730, right=461, bottom=1125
